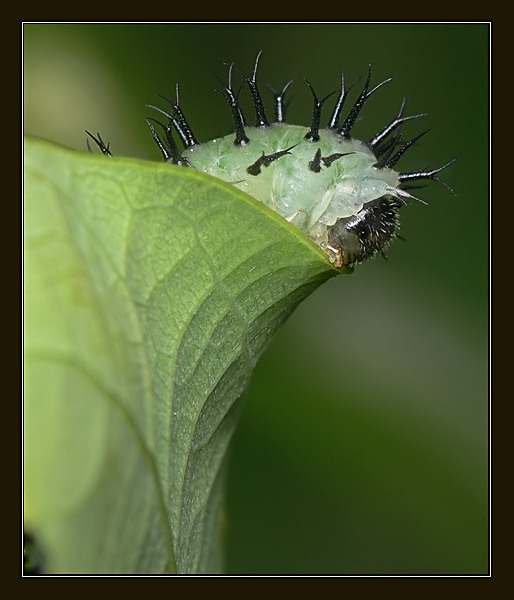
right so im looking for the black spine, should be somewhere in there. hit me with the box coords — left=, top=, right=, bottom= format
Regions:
left=266, top=80, right=293, bottom=123
left=158, top=84, right=199, bottom=148
left=337, top=66, right=391, bottom=139
left=217, top=62, right=250, bottom=146
left=328, top=73, right=358, bottom=130
left=240, top=50, right=270, bottom=128
left=368, top=99, right=427, bottom=151
left=85, top=131, right=112, bottom=156
left=399, top=159, right=457, bottom=193
left=146, top=118, right=191, bottom=166
left=304, top=80, right=336, bottom=142
left=378, top=130, right=429, bottom=169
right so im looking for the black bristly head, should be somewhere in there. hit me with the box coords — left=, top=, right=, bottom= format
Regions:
left=326, top=196, right=403, bottom=267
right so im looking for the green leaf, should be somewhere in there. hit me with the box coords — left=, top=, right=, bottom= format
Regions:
left=23, top=136, right=338, bottom=574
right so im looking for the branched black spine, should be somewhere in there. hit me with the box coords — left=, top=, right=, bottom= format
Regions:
left=399, top=159, right=457, bottom=193
left=146, top=118, right=191, bottom=167
left=265, top=80, right=293, bottom=123
left=85, top=131, right=112, bottom=156
left=240, top=50, right=270, bottom=128
left=368, top=99, right=427, bottom=152
left=304, top=81, right=337, bottom=142
left=377, top=130, right=429, bottom=169
left=337, top=66, right=391, bottom=139
left=158, top=85, right=199, bottom=148
left=217, top=62, right=250, bottom=146
left=328, top=73, right=358, bottom=130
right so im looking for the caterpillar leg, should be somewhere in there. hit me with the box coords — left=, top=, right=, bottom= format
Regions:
left=320, top=242, right=344, bottom=269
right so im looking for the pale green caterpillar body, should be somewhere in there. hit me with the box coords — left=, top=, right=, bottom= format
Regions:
left=181, top=125, right=403, bottom=252
left=87, top=52, right=454, bottom=269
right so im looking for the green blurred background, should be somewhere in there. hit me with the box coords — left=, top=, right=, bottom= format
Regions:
left=23, top=23, right=489, bottom=575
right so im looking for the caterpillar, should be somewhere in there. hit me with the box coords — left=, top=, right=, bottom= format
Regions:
left=87, top=51, right=454, bottom=269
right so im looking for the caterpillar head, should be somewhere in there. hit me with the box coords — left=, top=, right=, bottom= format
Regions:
left=87, top=52, right=455, bottom=269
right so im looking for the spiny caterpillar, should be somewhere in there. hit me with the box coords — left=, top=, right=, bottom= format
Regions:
left=86, top=52, right=454, bottom=269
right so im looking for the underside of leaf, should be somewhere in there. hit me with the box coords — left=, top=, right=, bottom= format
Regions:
left=23, top=136, right=338, bottom=574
